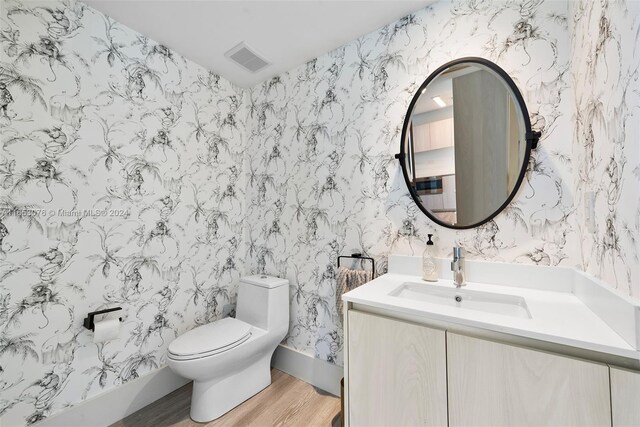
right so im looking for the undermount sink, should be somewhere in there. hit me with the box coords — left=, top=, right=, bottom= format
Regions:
left=389, top=282, right=532, bottom=319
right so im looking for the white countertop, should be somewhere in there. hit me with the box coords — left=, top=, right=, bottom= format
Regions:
left=343, top=272, right=640, bottom=361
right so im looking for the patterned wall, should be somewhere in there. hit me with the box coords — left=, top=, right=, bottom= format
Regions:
left=0, top=1, right=246, bottom=424
left=570, top=0, right=640, bottom=300
left=245, top=0, right=576, bottom=365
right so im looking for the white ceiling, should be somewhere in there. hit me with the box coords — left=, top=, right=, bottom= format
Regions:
left=85, top=0, right=433, bottom=88
left=413, top=77, right=453, bottom=115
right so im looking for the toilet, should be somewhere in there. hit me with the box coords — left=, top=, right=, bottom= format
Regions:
left=167, top=275, right=289, bottom=422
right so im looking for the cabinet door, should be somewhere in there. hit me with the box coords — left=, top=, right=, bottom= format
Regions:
left=420, top=194, right=444, bottom=211
left=413, top=123, right=431, bottom=152
left=447, top=333, right=611, bottom=427
left=441, top=175, right=457, bottom=210
left=348, top=310, right=447, bottom=426
left=429, top=118, right=453, bottom=150
left=611, top=367, right=640, bottom=426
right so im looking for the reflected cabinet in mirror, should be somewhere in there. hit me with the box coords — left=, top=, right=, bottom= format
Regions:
left=399, top=57, right=539, bottom=229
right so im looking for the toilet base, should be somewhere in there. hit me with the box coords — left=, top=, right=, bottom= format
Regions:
left=189, top=354, right=271, bottom=422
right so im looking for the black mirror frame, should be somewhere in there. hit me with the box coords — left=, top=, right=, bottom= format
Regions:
left=396, top=57, right=540, bottom=230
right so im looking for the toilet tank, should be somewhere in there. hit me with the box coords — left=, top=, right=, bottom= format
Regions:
left=236, top=275, right=289, bottom=334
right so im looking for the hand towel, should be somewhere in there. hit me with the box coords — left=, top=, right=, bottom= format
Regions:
left=336, top=266, right=372, bottom=320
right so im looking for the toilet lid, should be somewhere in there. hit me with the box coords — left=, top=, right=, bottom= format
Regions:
left=241, top=275, right=289, bottom=288
left=168, top=317, right=252, bottom=358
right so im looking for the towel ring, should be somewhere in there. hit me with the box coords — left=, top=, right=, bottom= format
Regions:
left=337, top=253, right=375, bottom=278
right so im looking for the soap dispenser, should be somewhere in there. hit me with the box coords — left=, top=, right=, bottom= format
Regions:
left=422, top=234, right=438, bottom=282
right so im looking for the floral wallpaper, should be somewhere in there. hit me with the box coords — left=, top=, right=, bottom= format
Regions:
left=570, top=0, right=640, bottom=300
left=0, top=1, right=246, bottom=425
left=245, top=0, right=576, bottom=366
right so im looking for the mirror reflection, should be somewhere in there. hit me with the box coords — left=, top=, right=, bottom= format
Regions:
left=403, top=62, right=527, bottom=228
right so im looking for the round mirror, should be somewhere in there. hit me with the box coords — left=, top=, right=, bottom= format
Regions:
left=399, top=57, right=538, bottom=229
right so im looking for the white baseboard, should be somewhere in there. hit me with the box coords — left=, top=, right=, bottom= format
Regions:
left=34, top=366, right=189, bottom=427
left=271, top=344, right=343, bottom=397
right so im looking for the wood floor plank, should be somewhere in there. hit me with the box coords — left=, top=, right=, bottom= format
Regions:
left=249, top=377, right=310, bottom=427
left=276, top=389, right=331, bottom=426
left=289, top=390, right=342, bottom=427
left=110, top=369, right=340, bottom=427
left=208, top=370, right=298, bottom=427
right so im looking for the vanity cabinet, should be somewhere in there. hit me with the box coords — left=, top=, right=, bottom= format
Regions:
left=447, top=333, right=611, bottom=427
left=345, top=309, right=639, bottom=426
left=347, top=310, right=447, bottom=426
left=610, top=367, right=640, bottom=426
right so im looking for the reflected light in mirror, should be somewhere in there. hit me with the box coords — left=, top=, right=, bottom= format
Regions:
left=432, top=96, right=447, bottom=108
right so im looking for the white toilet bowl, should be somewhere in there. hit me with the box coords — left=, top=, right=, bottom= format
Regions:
left=167, top=275, right=289, bottom=422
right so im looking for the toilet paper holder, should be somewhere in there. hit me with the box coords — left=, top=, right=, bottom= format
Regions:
left=83, top=307, right=122, bottom=331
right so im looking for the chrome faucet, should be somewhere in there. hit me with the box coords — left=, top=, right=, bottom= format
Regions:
left=451, top=247, right=465, bottom=287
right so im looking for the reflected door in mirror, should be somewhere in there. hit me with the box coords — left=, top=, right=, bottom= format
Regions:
left=452, top=69, right=523, bottom=225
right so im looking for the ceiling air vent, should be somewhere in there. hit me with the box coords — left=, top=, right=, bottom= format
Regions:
left=225, top=42, right=270, bottom=73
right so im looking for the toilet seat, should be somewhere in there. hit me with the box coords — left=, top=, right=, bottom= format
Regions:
left=168, top=317, right=252, bottom=361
